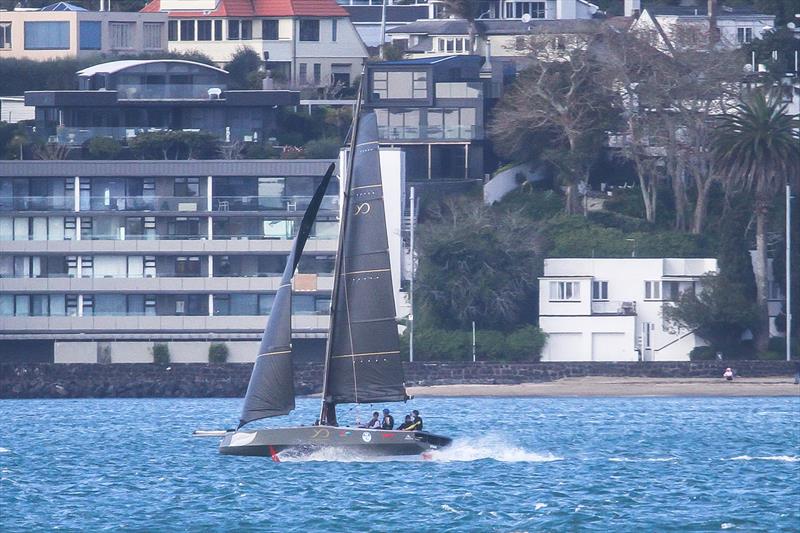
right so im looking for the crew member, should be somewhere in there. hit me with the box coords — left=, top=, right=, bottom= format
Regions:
left=396, top=415, right=414, bottom=430
left=381, top=408, right=394, bottom=430
left=410, top=409, right=423, bottom=431
left=360, top=411, right=381, bottom=429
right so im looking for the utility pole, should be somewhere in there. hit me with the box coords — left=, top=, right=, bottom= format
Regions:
left=787, top=184, right=793, bottom=361
left=472, top=321, right=476, bottom=363
left=379, top=0, right=387, bottom=60
left=409, top=186, right=415, bottom=363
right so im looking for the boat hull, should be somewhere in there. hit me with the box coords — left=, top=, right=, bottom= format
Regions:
left=219, top=426, right=452, bottom=458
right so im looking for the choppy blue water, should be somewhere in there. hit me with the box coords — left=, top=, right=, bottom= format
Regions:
left=1, top=396, right=799, bottom=532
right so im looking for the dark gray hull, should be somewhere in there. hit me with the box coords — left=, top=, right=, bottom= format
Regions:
left=219, top=425, right=452, bottom=458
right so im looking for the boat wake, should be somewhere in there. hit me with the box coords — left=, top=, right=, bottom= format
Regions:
left=727, top=455, right=799, bottom=462
left=608, top=457, right=677, bottom=463
left=0, top=447, right=10, bottom=454
left=277, top=434, right=562, bottom=464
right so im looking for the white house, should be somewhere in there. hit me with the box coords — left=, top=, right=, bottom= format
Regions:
left=140, top=0, right=368, bottom=88
left=538, top=257, right=717, bottom=362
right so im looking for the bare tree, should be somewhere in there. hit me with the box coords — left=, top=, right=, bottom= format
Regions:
left=490, top=31, right=620, bottom=214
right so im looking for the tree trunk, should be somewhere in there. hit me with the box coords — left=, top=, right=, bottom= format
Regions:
left=753, top=206, right=770, bottom=355
left=672, top=160, right=689, bottom=232
left=691, top=178, right=713, bottom=234
left=564, top=184, right=581, bottom=214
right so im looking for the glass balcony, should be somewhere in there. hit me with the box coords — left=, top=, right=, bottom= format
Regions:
left=213, top=195, right=339, bottom=212
left=115, top=84, right=226, bottom=100
left=81, top=196, right=206, bottom=212
left=378, top=125, right=479, bottom=141
left=0, top=195, right=72, bottom=211
left=53, top=126, right=263, bottom=145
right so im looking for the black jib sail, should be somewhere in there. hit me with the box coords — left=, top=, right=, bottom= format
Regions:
left=322, top=113, right=407, bottom=406
left=239, top=163, right=335, bottom=428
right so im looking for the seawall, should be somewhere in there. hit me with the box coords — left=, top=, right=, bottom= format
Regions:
left=1, top=361, right=797, bottom=399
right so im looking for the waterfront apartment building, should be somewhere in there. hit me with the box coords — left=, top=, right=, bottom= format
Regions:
left=140, top=0, right=368, bottom=88
left=0, top=4, right=168, bottom=61
left=538, top=258, right=718, bottom=362
left=0, top=160, right=339, bottom=363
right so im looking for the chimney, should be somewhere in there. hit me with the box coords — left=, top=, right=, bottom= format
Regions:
left=624, top=0, right=641, bottom=18
left=708, top=0, right=720, bottom=44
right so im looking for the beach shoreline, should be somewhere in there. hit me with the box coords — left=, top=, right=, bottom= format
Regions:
left=406, top=377, right=800, bottom=398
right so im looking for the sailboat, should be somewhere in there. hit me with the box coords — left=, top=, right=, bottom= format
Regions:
left=217, top=110, right=452, bottom=459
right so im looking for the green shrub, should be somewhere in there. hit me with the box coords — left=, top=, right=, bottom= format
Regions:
left=759, top=350, right=785, bottom=361
left=689, top=346, right=717, bottom=361
left=505, top=325, right=547, bottom=361
left=86, top=137, right=122, bottom=160
left=152, top=343, right=170, bottom=365
left=208, top=343, right=229, bottom=363
left=402, top=325, right=546, bottom=361
left=303, top=137, right=341, bottom=159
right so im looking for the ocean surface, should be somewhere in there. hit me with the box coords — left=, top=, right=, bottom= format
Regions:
left=1, top=396, right=798, bottom=532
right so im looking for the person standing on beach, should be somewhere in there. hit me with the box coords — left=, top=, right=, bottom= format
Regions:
left=723, top=368, right=734, bottom=381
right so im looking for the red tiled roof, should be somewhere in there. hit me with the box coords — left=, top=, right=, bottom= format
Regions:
left=141, top=0, right=348, bottom=17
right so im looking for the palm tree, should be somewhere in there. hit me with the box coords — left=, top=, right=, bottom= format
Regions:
left=712, top=89, right=800, bottom=354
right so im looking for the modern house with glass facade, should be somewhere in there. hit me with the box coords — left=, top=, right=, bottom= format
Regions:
left=24, top=59, right=299, bottom=145
left=0, top=160, right=339, bottom=362
left=364, top=55, right=506, bottom=182
left=0, top=5, right=168, bottom=61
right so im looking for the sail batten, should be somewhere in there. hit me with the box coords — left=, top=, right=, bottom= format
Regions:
left=322, top=113, right=408, bottom=406
left=238, top=163, right=335, bottom=428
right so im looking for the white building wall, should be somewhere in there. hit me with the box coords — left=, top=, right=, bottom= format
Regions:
left=538, top=258, right=718, bottom=362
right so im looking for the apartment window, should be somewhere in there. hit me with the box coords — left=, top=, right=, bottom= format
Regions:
left=737, top=27, right=753, bottom=44
left=168, top=20, right=178, bottom=41
left=170, top=217, right=200, bottom=238
left=24, top=21, right=69, bottom=50
left=140, top=22, right=161, bottom=49
left=299, top=19, right=320, bottom=41
left=437, top=37, right=468, bottom=53
left=505, top=1, right=545, bottom=18
left=372, top=70, right=427, bottom=100
left=175, top=256, right=201, bottom=277
left=592, top=281, right=608, bottom=301
left=549, top=281, right=580, bottom=301
left=0, top=22, right=11, bottom=49
left=180, top=20, right=195, bottom=41
left=262, top=19, right=278, bottom=40
left=313, top=63, right=321, bottom=85
left=195, top=19, right=211, bottom=41
left=331, top=18, right=337, bottom=41
left=79, top=21, right=101, bottom=50
left=663, top=281, right=681, bottom=302
left=110, top=22, right=135, bottom=49
left=298, top=63, right=308, bottom=83
left=644, top=281, right=661, bottom=300
left=174, top=177, right=200, bottom=197
left=144, top=256, right=156, bottom=278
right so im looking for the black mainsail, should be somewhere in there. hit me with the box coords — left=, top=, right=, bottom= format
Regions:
left=320, top=113, right=407, bottom=423
left=239, top=163, right=335, bottom=428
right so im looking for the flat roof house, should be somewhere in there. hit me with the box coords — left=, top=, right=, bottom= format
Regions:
left=0, top=3, right=168, bottom=61
left=24, top=59, right=299, bottom=145
left=538, top=257, right=718, bottom=362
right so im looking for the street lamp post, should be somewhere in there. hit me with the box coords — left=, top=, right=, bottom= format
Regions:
left=787, top=184, right=793, bottom=361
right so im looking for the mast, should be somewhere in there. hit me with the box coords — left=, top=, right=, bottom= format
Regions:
left=319, top=73, right=365, bottom=426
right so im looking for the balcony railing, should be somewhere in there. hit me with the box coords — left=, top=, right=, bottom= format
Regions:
left=115, top=84, right=227, bottom=100
left=212, top=195, right=339, bottom=212
left=378, top=125, right=479, bottom=141
left=591, top=300, right=637, bottom=316
left=81, top=196, right=206, bottom=212
left=52, top=126, right=262, bottom=145
left=0, top=195, right=72, bottom=211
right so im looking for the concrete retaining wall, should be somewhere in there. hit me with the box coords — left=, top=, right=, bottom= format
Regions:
left=1, top=361, right=796, bottom=399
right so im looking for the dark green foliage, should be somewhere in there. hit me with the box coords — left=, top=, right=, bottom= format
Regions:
left=416, top=196, right=543, bottom=330
left=152, top=343, right=170, bottom=365
left=717, top=194, right=756, bottom=299
left=86, top=137, right=122, bottom=160
left=689, top=346, right=717, bottom=361
left=743, top=27, right=800, bottom=80
left=401, top=325, right=546, bottom=361
left=226, top=47, right=263, bottom=90
left=662, top=274, right=759, bottom=358
left=302, top=137, right=341, bottom=159
left=495, top=188, right=562, bottom=222
left=242, top=142, right=281, bottom=159
left=0, top=52, right=214, bottom=96
left=208, top=343, right=229, bottom=363
left=771, top=192, right=798, bottom=336
left=128, top=131, right=219, bottom=160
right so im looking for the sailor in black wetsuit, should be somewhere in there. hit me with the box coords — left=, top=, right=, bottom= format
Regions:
left=409, top=409, right=423, bottom=431
left=381, top=408, right=394, bottom=430
left=396, top=415, right=414, bottom=430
